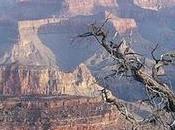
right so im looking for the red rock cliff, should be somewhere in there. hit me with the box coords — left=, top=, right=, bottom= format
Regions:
left=0, top=63, right=102, bottom=97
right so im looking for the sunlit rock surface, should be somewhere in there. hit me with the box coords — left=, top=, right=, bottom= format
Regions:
left=134, top=0, right=175, bottom=10
left=60, top=0, right=118, bottom=16
left=0, top=0, right=174, bottom=129
left=0, top=18, right=104, bottom=97
left=0, top=0, right=175, bottom=101
left=0, top=95, right=134, bottom=130
left=0, top=63, right=103, bottom=97
left=106, top=12, right=137, bottom=34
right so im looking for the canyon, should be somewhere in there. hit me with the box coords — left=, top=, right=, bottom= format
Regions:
left=0, top=0, right=175, bottom=129
left=0, top=5, right=122, bottom=129
left=0, top=95, right=123, bottom=130
left=0, top=17, right=104, bottom=97
left=0, top=0, right=174, bottom=103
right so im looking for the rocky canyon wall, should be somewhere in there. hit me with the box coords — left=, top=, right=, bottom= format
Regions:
left=0, top=95, right=126, bottom=130
left=0, top=17, right=104, bottom=97
left=0, top=63, right=102, bottom=97
left=1, top=18, right=69, bottom=67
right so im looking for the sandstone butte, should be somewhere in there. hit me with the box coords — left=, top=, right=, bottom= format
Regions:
left=0, top=15, right=133, bottom=130
left=1, top=0, right=170, bottom=129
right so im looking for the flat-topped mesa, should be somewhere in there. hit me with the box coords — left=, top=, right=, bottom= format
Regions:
left=1, top=18, right=68, bottom=67
left=0, top=63, right=103, bottom=97
left=107, top=12, right=137, bottom=34
left=60, top=0, right=118, bottom=16
left=134, top=0, right=175, bottom=10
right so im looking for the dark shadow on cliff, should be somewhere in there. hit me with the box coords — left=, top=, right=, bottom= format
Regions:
left=38, top=14, right=116, bottom=72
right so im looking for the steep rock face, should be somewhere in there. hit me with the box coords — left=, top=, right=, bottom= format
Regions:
left=134, top=0, right=175, bottom=10
left=0, top=96, right=127, bottom=130
left=0, top=18, right=69, bottom=66
left=0, top=63, right=102, bottom=97
left=0, top=18, right=104, bottom=97
left=60, top=64, right=102, bottom=96
left=60, top=0, right=118, bottom=16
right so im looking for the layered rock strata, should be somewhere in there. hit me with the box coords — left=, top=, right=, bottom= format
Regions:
left=0, top=18, right=103, bottom=97
left=0, top=63, right=102, bottom=97
left=1, top=18, right=68, bottom=66
left=0, top=95, right=125, bottom=130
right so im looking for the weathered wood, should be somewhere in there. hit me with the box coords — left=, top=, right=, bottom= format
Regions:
left=79, top=19, right=175, bottom=128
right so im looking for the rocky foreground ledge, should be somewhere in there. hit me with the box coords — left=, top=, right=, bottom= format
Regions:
left=0, top=95, right=126, bottom=130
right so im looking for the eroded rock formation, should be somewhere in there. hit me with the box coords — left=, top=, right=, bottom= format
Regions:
left=106, top=12, right=137, bottom=34
left=1, top=1, right=174, bottom=129
left=1, top=18, right=69, bottom=66
left=0, top=18, right=104, bottom=97
left=0, top=95, right=126, bottom=130
left=0, top=63, right=103, bottom=97
left=134, top=0, right=175, bottom=10
left=60, top=0, right=118, bottom=16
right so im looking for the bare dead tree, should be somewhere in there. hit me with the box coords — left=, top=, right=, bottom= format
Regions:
left=78, top=18, right=175, bottom=129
